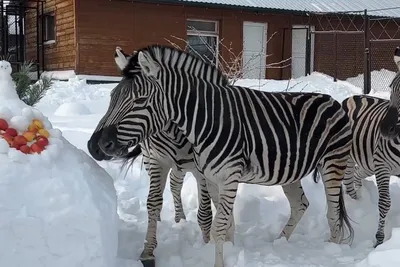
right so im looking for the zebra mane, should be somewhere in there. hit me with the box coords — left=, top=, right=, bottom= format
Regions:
left=122, top=44, right=230, bottom=85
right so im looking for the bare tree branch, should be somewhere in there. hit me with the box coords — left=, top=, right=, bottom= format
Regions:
left=165, top=27, right=291, bottom=85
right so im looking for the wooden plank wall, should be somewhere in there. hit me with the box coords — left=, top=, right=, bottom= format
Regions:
left=25, top=0, right=75, bottom=71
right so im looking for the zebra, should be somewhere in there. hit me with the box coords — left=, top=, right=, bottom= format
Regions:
left=104, top=47, right=324, bottom=265
left=339, top=49, right=400, bottom=248
left=87, top=44, right=354, bottom=267
left=380, top=46, right=400, bottom=139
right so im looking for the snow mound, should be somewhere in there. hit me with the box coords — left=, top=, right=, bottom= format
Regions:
left=0, top=61, right=118, bottom=267
left=54, top=102, right=92, bottom=116
left=356, top=228, right=400, bottom=267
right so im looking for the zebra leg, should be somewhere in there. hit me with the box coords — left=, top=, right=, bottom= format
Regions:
left=280, top=181, right=309, bottom=240
left=139, top=159, right=169, bottom=266
left=207, top=180, right=235, bottom=244
left=169, top=169, right=186, bottom=223
left=194, top=172, right=213, bottom=243
left=351, top=166, right=369, bottom=199
left=320, top=158, right=354, bottom=244
left=374, top=168, right=391, bottom=247
left=211, top=177, right=239, bottom=267
left=343, top=158, right=358, bottom=199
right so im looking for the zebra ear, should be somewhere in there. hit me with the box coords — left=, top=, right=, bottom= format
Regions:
left=138, top=51, right=159, bottom=78
left=114, top=48, right=129, bottom=70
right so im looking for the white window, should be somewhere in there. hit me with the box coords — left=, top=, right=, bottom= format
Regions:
left=43, top=12, right=55, bottom=44
left=186, top=19, right=219, bottom=65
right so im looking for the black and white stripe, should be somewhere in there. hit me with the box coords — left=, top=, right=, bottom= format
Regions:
left=342, top=94, right=400, bottom=247
left=90, top=45, right=354, bottom=267
left=380, top=47, right=400, bottom=139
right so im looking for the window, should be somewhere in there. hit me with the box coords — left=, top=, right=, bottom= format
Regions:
left=43, top=13, right=55, bottom=44
left=186, top=19, right=219, bottom=65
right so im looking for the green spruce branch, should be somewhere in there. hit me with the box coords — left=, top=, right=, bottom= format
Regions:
left=11, top=61, right=53, bottom=106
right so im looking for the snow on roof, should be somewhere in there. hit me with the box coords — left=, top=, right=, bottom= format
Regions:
left=165, top=0, right=400, bottom=17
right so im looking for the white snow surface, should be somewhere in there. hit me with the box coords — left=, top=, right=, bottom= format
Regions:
left=54, top=102, right=92, bottom=116
left=0, top=62, right=118, bottom=267
left=4, top=69, right=400, bottom=267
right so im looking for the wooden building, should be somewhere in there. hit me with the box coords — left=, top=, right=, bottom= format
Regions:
left=20, top=0, right=400, bottom=81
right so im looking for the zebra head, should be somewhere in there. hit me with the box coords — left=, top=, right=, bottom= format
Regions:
left=380, top=47, right=400, bottom=139
left=87, top=47, right=167, bottom=159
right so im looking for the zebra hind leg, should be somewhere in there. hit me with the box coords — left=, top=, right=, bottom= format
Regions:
left=193, top=171, right=213, bottom=243
left=139, top=159, right=169, bottom=267
left=373, top=167, right=391, bottom=247
left=280, top=180, right=309, bottom=240
left=343, top=158, right=359, bottom=200
left=320, top=156, right=355, bottom=244
left=169, top=169, right=186, bottom=223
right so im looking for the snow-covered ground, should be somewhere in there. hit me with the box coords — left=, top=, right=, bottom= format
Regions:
left=3, top=69, right=400, bottom=267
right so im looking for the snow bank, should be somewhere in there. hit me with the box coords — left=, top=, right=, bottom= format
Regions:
left=0, top=60, right=118, bottom=267
left=37, top=77, right=115, bottom=108
left=41, top=70, right=77, bottom=80
left=346, top=69, right=395, bottom=95
left=356, top=228, right=400, bottom=267
left=54, top=102, right=92, bottom=116
left=235, top=72, right=362, bottom=103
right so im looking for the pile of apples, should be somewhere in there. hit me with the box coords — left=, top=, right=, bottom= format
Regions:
left=0, top=117, right=50, bottom=154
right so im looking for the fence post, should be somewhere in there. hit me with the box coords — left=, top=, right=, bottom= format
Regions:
left=305, top=26, right=311, bottom=76
left=363, top=9, right=371, bottom=94
left=333, top=31, right=337, bottom=82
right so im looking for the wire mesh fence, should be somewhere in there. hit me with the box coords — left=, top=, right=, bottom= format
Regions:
left=304, top=8, right=400, bottom=94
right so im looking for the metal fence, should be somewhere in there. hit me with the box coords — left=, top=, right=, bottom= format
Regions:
left=303, top=9, right=400, bottom=94
left=0, top=0, right=45, bottom=80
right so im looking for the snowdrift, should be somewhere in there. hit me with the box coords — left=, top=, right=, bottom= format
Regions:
left=0, top=60, right=118, bottom=267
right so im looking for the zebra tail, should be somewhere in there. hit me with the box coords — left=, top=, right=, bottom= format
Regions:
left=312, top=167, right=320, bottom=183
left=338, top=185, right=355, bottom=244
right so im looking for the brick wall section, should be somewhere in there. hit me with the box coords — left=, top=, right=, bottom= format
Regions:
left=25, top=0, right=75, bottom=71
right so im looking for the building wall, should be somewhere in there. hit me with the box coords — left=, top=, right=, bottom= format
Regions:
left=75, top=0, right=304, bottom=79
left=25, top=0, right=75, bottom=71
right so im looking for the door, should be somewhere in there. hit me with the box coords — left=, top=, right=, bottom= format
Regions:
left=243, top=22, right=267, bottom=79
left=291, top=25, right=315, bottom=79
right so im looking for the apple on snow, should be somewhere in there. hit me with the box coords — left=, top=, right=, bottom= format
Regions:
left=0, top=118, right=51, bottom=154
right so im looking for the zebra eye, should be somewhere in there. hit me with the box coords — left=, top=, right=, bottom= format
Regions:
left=128, top=140, right=134, bottom=147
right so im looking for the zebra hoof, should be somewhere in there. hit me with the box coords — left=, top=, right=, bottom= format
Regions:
left=141, top=258, right=156, bottom=267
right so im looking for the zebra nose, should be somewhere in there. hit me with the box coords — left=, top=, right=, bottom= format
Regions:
left=99, top=125, right=118, bottom=154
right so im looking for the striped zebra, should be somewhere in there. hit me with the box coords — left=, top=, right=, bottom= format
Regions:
left=340, top=48, right=400, bottom=248
left=88, top=45, right=354, bottom=267
left=380, top=46, right=400, bottom=139
left=109, top=47, right=321, bottom=265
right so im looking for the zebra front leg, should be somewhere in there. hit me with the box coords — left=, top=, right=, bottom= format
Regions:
left=211, top=177, right=239, bottom=267
left=280, top=181, right=309, bottom=240
left=169, top=169, right=186, bottom=223
left=374, top=169, right=391, bottom=247
left=193, top=171, right=213, bottom=243
left=140, top=160, right=169, bottom=267
left=206, top=180, right=235, bottom=244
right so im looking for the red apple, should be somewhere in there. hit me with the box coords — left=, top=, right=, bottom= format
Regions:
left=1, top=133, right=13, bottom=145
left=0, top=119, right=8, bottom=131
left=35, top=135, right=49, bottom=148
left=31, top=143, right=44, bottom=154
left=5, top=128, right=18, bottom=137
left=14, top=135, right=28, bottom=146
left=19, top=145, right=32, bottom=154
left=10, top=140, right=22, bottom=150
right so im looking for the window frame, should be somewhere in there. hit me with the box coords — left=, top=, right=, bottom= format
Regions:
left=186, top=19, right=219, bottom=66
left=43, top=12, right=56, bottom=45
